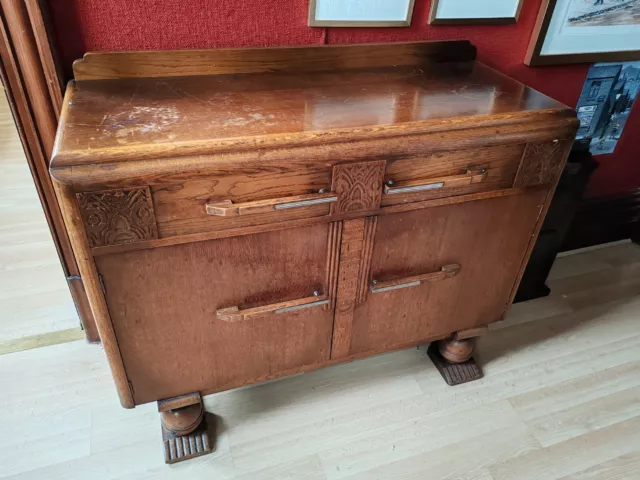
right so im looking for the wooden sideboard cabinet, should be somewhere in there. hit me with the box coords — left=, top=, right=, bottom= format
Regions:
left=50, top=41, right=578, bottom=464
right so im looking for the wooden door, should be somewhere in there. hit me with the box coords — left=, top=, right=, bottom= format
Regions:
left=346, top=191, right=547, bottom=356
left=95, top=223, right=339, bottom=404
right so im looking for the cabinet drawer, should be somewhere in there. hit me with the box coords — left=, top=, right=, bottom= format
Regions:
left=381, top=144, right=525, bottom=206
left=152, top=167, right=333, bottom=237
left=348, top=191, right=547, bottom=355
left=96, top=223, right=339, bottom=403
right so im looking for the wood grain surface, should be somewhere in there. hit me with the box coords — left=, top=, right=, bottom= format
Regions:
left=50, top=118, right=578, bottom=190
left=0, top=0, right=57, bottom=154
left=96, top=223, right=334, bottom=404
left=51, top=61, right=571, bottom=169
left=90, top=187, right=532, bottom=257
left=349, top=191, right=547, bottom=354
left=53, top=182, right=134, bottom=407
left=151, top=166, right=332, bottom=237
left=330, top=218, right=367, bottom=359
left=382, top=143, right=525, bottom=206
left=72, top=41, right=476, bottom=80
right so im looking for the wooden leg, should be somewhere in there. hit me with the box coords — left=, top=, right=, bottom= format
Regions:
left=158, top=393, right=213, bottom=464
left=428, top=334, right=484, bottom=386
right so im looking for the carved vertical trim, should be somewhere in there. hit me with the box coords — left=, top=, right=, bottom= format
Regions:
left=356, top=216, right=377, bottom=305
left=325, top=221, right=343, bottom=311
left=331, top=160, right=386, bottom=214
left=514, top=140, right=568, bottom=188
left=77, top=187, right=159, bottom=248
left=331, top=218, right=365, bottom=359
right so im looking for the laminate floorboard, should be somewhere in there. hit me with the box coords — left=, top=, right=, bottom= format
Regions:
left=1, top=241, right=640, bottom=478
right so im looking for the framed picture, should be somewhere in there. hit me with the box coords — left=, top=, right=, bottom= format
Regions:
left=308, top=0, right=416, bottom=27
left=526, top=0, right=640, bottom=66
left=575, top=61, right=640, bottom=154
left=429, top=0, right=524, bottom=25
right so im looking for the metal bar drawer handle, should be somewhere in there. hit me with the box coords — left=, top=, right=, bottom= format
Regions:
left=217, top=294, right=329, bottom=322
left=384, top=169, right=488, bottom=195
left=206, top=192, right=338, bottom=217
left=370, top=264, right=461, bottom=294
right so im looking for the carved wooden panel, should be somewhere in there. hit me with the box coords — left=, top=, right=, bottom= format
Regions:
left=77, top=187, right=158, bottom=248
left=514, top=140, right=569, bottom=188
left=331, top=161, right=385, bottom=214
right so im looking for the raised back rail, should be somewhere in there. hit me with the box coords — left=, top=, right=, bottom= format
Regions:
left=72, top=41, right=477, bottom=80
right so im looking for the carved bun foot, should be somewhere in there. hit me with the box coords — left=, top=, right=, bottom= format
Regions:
left=439, top=337, right=475, bottom=363
left=428, top=337, right=483, bottom=386
left=158, top=393, right=213, bottom=464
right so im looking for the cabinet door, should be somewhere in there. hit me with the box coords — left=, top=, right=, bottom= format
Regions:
left=347, top=191, right=547, bottom=356
left=96, top=223, right=340, bottom=404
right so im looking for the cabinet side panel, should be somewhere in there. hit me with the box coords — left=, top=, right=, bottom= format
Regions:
left=53, top=183, right=134, bottom=407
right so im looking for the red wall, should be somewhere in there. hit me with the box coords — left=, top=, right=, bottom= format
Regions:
left=47, top=0, right=640, bottom=197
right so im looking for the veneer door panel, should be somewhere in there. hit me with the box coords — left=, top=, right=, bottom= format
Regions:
left=95, top=223, right=337, bottom=404
left=349, top=191, right=547, bottom=355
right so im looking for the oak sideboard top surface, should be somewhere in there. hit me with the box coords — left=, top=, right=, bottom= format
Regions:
left=51, top=61, right=572, bottom=173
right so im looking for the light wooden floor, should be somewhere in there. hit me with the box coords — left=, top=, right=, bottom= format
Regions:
left=0, top=90, right=82, bottom=347
left=2, top=240, right=640, bottom=479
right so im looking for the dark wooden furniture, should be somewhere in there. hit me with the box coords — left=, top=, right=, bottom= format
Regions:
left=515, top=146, right=597, bottom=302
left=49, top=41, right=578, bottom=464
left=0, top=0, right=99, bottom=340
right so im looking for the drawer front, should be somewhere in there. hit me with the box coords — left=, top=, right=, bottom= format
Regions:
left=381, top=144, right=525, bottom=207
left=151, top=167, right=333, bottom=237
left=76, top=141, right=566, bottom=246
left=348, top=190, right=547, bottom=355
left=151, top=161, right=386, bottom=238
left=96, top=222, right=340, bottom=403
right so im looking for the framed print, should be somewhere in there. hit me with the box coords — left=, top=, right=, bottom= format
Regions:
left=575, top=61, right=640, bottom=154
left=429, top=0, right=524, bottom=25
left=309, top=0, right=416, bottom=27
left=526, top=0, right=640, bottom=66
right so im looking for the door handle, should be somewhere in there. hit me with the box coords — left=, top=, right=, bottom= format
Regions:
left=217, top=294, right=329, bottom=321
left=206, top=192, right=337, bottom=216
left=384, top=169, right=488, bottom=195
left=370, top=264, right=460, bottom=294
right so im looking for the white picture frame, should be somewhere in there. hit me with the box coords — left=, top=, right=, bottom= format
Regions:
left=429, top=0, right=524, bottom=25
left=309, top=0, right=416, bottom=27
left=526, top=0, right=640, bottom=66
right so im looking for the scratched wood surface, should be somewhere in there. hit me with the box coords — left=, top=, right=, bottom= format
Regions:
left=51, top=62, right=569, bottom=168
left=2, top=242, right=640, bottom=479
